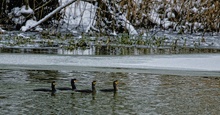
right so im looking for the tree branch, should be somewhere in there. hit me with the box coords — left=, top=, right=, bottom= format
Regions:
left=23, top=0, right=95, bottom=32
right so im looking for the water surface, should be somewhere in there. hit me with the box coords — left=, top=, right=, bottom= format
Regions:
left=0, top=70, right=220, bottom=114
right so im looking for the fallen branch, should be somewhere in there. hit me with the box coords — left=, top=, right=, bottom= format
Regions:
left=23, top=0, right=95, bottom=32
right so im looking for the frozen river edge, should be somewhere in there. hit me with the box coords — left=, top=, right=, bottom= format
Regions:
left=0, top=53, right=220, bottom=77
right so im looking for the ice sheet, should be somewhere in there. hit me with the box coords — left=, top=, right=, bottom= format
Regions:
left=0, top=53, right=220, bottom=76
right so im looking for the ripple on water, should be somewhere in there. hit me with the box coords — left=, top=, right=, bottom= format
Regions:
left=1, top=70, right=220, bottom=114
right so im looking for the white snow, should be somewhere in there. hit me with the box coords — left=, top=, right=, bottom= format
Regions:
left=162, top=20, right=174, bottom=29
left=21, top=19, right=42, bottom=31
left=59, top=0, right=138, bottom=34
left=21, top=19, right=37, bottom=31
left=167, top=12, right=175, bottom=18
left=17, top=33, right=30, bottom=39
left=149, top=10, right=161, bottom=25
left=0, top=27, right=6, bottom=33
left=59, top=0, right=96, bottom=33
left=125, top=20, right=138, bottom=35
left=7, top=5, right=34, bottom=30
left=191, top=7, right=198, bottom=13
left=0, top=54, right=220, bottom=76
left=110, top=31, right=117, bottom=36
left=8, top=7, right=26, bottom=25
left=20, top=5, right=34, bottom=14
left=11, top=7, right=21, bottom=16
left=5, top=0, right=220, bottom=34
left=193, top=22, right=203, bottom=30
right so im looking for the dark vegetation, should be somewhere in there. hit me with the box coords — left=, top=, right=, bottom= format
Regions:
left=0, top=0, right=60, bottom=30
left=0, top=0, right=219, bottom=34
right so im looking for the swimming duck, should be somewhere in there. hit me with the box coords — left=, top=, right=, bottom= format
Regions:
left=75, top=80, right=96, bottom=93
left=57, top=79, right=77, bottom=91
left=33, top=81, right=56, bottom=93
left=100, top=80, right=118, bottom=92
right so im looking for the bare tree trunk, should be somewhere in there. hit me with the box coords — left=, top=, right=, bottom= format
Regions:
left=24, top=0, right=29, bottom=10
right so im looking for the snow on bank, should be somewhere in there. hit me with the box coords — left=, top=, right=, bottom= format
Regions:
left=59, top=0, right=138, bottom=35
left=20, top=5, right=34, bottom=14
left=9, top=5, right=34, bottom=26
left=0, top=28, right=6, bottom=33
left=59, top=0, right=96, bottom=33
left=147, top=0, right=219, bottom=33
left=21, top=19, right=42, bottom=32
left=119, top=15, right=138, bottom=35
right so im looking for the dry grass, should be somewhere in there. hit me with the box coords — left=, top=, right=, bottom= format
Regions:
left=119, top=0, right=220, bottom=33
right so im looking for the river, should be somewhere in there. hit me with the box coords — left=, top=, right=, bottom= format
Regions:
left=0, top=53, right=220, bottom=114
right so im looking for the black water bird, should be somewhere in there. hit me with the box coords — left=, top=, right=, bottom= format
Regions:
left=100, top=80, right=119, bottom=92
left=33, top=81, right=56, bottom=93
left=75, top=81, right=96, bottom=93
left=57, top=79, right=77, bottom=91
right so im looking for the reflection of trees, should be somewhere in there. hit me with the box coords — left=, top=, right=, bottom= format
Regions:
left=94, top=71, right=128, bottom=80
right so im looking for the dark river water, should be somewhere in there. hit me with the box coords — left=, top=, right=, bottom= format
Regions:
left=0, top=31, right=220, bottom=114
left=0, top=69, right=220, bottom=115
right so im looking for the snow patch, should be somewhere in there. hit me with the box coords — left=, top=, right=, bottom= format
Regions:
left=20, top=5, right=34, bottom=14
left=110, top=31, right=117, bottom=36
left=17, top=33, right=30, bottom=39
left=59, top=0, right=96, bottom=33
left=21, top=19, right=42, bottom=32
left=191, top=7, right=198, bottom=13
left=0, top=28, right=6, bottom=33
